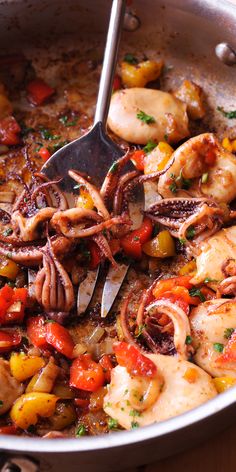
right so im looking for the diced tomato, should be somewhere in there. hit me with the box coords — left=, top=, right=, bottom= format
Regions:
left=0, top=116, right=21, bottom=146
left=113, top=75, right=122, bottom=92
left=74, top=398, right=90, bottom=408
left=88, top=240, right=101, bottom=269
left=70, top=354, right=105, bottom=392
left=27, top=316, right=48, bottom=349
left=131, top=149, right=145, bottom=171
left=205, top=149, right=217, bottom=166
left=159, top=291, right=190, bottom=314
left=0, top=424, right=18, bottom=435
left=120, top=217, right=153, bottom=259
left=38, top=147, right=51, bottom=161
left=216, top=331, right=236, bottom=364
left=46, top=322, right=75, bottom=358
left=153, top=276, right=193, bottom=299
left=4, top=287, right=28, bottom=324
left=99, top=354, right=113, bottom=383
left=0, top=330, right=21, bottom=353
left=113, top=341, right=157, bottom=378
left=27, top=78, right=55, bottom=106
left=200, top=286, right=216, bottom=301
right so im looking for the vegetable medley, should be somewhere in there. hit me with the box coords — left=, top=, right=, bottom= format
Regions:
left=1, top=48, right=236, bottom=438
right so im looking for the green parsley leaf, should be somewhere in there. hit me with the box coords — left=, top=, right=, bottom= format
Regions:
left=137, top=110, right=156, bottom=124
left=3, top=228, right=13, bottom=237
left=131, top=421, right=139, bottom=429
left=109, top=162, right=118, bottom=174
left=201, top=172, right=209, bottom=184
left=135, top=324, right=146, bottom=338
left=186, top=225, right=195, bottom=240
left=44, top=319, right=56, bottom=323
left=108, top=417, right=118, bottom=430
left=143, top=140, right=157, bottom=154
left=189, top=287, right=206, bottom=302
left=123, top=53, right=138, bottom=64
left=76, top=424, right=87, bottom=437
left=217, top=106, right=236, bottom=119
left=129, top=409, right=141, bottom=417
left=50, top=140, right=69, bottom=152
left=179, top=238, right=186, bottom=245
left=39, top=127, right=60, bottom=141
left=213, top=342, right=224, bottom=353
left=124, top=388, right=129, bottom=396
left=133, top=236, right=140, bottom=241
left=224, top=328, right=235, bottom=339
left=185, top=335, right=192, bottom=345
left=59, top=115, right=78, bottom=127
left=169, top=182, right=177, bottom=194
left=204, top=277, right=217, bottom=283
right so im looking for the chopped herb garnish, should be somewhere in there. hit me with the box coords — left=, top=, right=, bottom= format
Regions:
left=133, top=236, right=140, bottom=241
left=59, top=115, right=78, bottom=127
left=131, top=421, right=139, bottom=429
left=204, top=277, right=217, bottom=283
left=201, top=172, right=209, bottom=184
left=104, top=402, right=112, bottom=408
left=179, top=238, right=186, bottom=245
left=169, top=182, right=177, bottom=194
left=39, top=127, right=60, bottom=141
left=213, top=342, right=224, bottom=353
left=0, top=400, right=3, bottom=408
left=135, top=324, right=146, bottom=338
left=164, top=133, right=168, bottom=142
left=3, top=228, right=13, bottom=237
left=123, top=53, right=138, bottom=64
left=181, top=176, right=192, bottom=190
left=76, top=424, right=87, bottom=437
left=50, top=140, right=69, bottom=152
left=217, top=106, right=236, bottom=119
left=108, top=417, right=118, bottom=430
left=224, top=328, right=235, bottom=339
left=137, top=110, right=156, bottom=124
left=44, top=319, right=56, bottom=323
left=129, top=409, right=141, bottom=418
left=109, top=162, right=119, bottom=174
left=143, top=140, right=157, bottom=154
left=189, top=287, right=206, bottom=302
left=186, top=225, right=195, bottom=240
left=20, top=122, right=35, bottom=136
left=124, top=388, right=129, bottom=396
left=185, top=335, right=192, bottom=345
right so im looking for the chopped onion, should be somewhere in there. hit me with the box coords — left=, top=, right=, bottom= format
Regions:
left=0, top=191, right=15, bottom=203
left=72, top=343, right=87, bottom=357
left=7, top=301, right=22, bottom=313
left=31, top=357, right=60, bottom=393
left=27, top=346, right=41, bottom=357
left=86, top=326, right=105, bottom=345
left=102, top=337, right=114, bottom=355
left=53, top=382, right=75, bottom=399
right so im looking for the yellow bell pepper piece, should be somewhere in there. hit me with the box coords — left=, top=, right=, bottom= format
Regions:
left=222, top=137, right=236, bottom=153
left=76, top=188, right=94, bottom=210
left=10, top=353, right=45, bottom=382
left=121, top=60, right=163, bottom=88
left=10, top=392, right=58, bottom=429
left=144, top=141, right=173, bottom=175
left=173, top=80, right=205, bottom=120
left=142, top=230, right=175, bottom=258
left=26, top=373, right=39, bottom=393
left=0, top=257, right=19, bottom=280
left=179, top=259, right=197, bottom=276
left=213, top=377, right=236, bottom=393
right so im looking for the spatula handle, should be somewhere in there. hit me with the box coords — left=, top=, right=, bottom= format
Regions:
left=94, top=0, right=126, bottom=126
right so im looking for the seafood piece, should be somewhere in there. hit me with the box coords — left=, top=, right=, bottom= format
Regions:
left=0, top=359, right=23, bottom=415
left=11, top=208, right=57, bottom=242
left=158, top=133, right=236, bottom=203
left=191, top=226, right=236, bottom=284
left=190, top=299, right=236, bottom=377
left=104, top=353, right=216, bottom=429
left=108, top=88, right=189, bottom=144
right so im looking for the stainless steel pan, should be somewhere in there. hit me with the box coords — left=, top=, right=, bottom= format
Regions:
left=1, top=0, right=236, bottom=470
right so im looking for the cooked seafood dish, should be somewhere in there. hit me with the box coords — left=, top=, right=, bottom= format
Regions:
left=1, top=48, right=236, bottom=438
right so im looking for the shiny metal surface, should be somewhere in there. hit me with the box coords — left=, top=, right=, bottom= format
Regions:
left=1, top=0, right=236, bottom=470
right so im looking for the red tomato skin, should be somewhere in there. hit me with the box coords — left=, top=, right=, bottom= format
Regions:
left=0, top=116, right=21, bottom=146
left=0, top=330, right=21, bottom=353
left=121, top=218, right=153, bottom=260
left=131, top=150, right=145, bottom=171
left=46, top=322, right=74, bottom=358
left=38, top=147, right=51, bottom=161
left=113, top=341, right=157, bottom=378
left=27, top=316, right=48, bottom=348
left=0, top=425, right=18, bottom=435
left=70, top=354, right=105, bottom=392
left=27, top=79, right=55, bottom=106
left=99, top=355, right=113, bottom=382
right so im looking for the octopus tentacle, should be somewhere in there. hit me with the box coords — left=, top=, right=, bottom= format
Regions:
left=69, top=170, right=110, bottom=220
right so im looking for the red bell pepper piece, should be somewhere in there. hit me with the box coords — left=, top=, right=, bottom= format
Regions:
left=46, top=322, right=75, bottom=358
left=27, top=316, right=48, bottom=349
left=113, top=341, right=157, bottom=378
left=120, top=217, right=153, bottom=259
left=27, top=78, right=55, bottom=106
left=88, top=240, right=101, bottom=269
left=4, top=287, right=28, bottom=324
left=153, top=276, right=193, bottom=299
left=113, top=74, right=122, bottom=92
left=99, top=354, right=113, bottom=383
left=0, top=424, right=18, bottom=435
left=0, top=116, right=21, bottom=146
left=131, top=149, right=145, bottom=171
left=70, top=354, right=105, bottom=392
left=38, top=147, right=51, bottom=161
left=205, top=149, right=217, bottom=166
left=0, top=330, right=21, bottom=353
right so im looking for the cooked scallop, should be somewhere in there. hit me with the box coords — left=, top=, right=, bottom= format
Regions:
left=107, top=88, right=189, bottom=144
left=190, top=299, right=236, bottom=377
left=103, top=354, right=217, bottom=430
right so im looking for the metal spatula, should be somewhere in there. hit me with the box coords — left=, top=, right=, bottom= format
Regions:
left=40, top=0, right=133, bottom=316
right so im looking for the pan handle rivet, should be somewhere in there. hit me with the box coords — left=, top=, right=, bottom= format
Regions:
left=215, top=42, right=236, bottom=66
left=124, top=11, right=141, bottom=31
